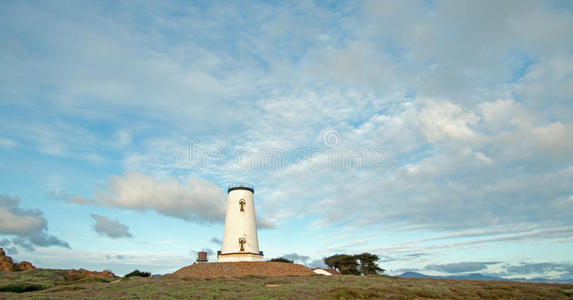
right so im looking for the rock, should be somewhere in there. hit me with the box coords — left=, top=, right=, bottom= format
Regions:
left=0, top=248, right=36, bottom=272
left=15, top=261, right=36, bottom=271
left=0, top=248, right=16, bottom=272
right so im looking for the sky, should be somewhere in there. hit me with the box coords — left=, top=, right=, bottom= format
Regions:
left=0, top=0, right=572, bottom=279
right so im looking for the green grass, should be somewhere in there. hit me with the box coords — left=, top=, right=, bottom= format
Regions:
left=562, top=288, right=573, bottom=297
left=1, top=270, right=573, bottom=299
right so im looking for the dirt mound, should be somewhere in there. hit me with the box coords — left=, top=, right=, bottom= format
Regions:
left=0, top=248, right=36, bottom=272
left=171, top=262, right=315, bottom=278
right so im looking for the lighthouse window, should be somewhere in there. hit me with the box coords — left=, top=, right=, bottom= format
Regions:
left=239, top=199, right=245, bottom=212
left=239, top=238, right=246, bottom=251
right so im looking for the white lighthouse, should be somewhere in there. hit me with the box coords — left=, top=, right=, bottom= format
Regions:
left=217, top=184, right=264, bottom=262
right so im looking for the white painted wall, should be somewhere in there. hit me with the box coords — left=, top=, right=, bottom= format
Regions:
left=313, top=269, right=333, bottom=276
left=218, top=187, right=263, bottom=262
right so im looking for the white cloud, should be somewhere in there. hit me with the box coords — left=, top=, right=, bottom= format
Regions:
left=419, top=100, right=479, bottom=142
left=0, top=194, right=69, bottom=250
left=90, top=214, right=133, bottom=239
left=0, top=1, right=265, bottom=131
left=114, top=130, right=132, bottom=148
left=1, top=0, right=572, bottom=272
left=479, top=99, right=530, bottom=130
left=505, top=262, right=573, bottom=280
left=0, top=208, right=44, bottom=234
left=425, top=261, right=500, bottom=274
left=0, top=120, right=105, bottom=162
left=0, top=137, right=17, bottom=149
left=94, top=89, right=571, bottom=244
left=371, top=225, right=573, bottom=261
left=356, top=0, right=573, bottom=104
left=517, top=56, right=573, bottom=101
left=246, top=94, right=573, bottom=236
left=70, top=172, right=227, bottom=223
left=531, top=122, right=573, bottom=158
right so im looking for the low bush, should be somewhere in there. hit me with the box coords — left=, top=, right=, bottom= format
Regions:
left=0, top=283, right=45, bottom=293
left=269, top=257, right=293, bottom=263
left=124, top=270, right=151, bottom=278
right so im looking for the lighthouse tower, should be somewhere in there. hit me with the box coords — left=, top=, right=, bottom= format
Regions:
left=217, top=184, right=263, bottom=262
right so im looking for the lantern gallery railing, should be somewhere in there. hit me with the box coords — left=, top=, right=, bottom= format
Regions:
left=227, top=183, right=254, bottom=193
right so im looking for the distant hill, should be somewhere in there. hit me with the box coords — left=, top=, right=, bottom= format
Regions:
left=398, top=272, right=432, bottom=278
left=397, top=272, right=573, bottom=284
left=448, top=273, right=504, bottom=281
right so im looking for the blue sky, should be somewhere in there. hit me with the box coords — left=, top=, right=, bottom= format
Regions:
left=1, top=0, right=572, bottom=278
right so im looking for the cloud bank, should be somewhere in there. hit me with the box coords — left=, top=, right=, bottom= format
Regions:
left=505, top=263, right=573, bottom=279
left=425, top=262, right=501, bottom=273
left=0, top=194, right=69, bottom=250
left=67, top=172, right=227, bottom=223
left=1, top=0, right=572, bottom=274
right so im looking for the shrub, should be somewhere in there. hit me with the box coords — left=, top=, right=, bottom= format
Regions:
left=324, top=253, right=385, bottom=275
left=124, top=270, right=151, bottom=278
left=324, top=254, right=360, bottom=275
left=269, top=257, right=294, bottom=263
left=0, top=284, right=45, bottom=293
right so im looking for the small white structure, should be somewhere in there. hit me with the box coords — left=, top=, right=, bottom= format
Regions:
left=217, top=184, right=263, bottom=262
left=312, top=268, right=340, bottom=276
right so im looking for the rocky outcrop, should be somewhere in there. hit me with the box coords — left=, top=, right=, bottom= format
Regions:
left=0, top=248, right=15, bottom=271
left=15, top=261, right=36, bottom=271
left=0, top=248, right=36, bottom=272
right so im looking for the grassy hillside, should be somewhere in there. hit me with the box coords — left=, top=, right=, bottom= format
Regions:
left=1, top=269, right=573, bottom=299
